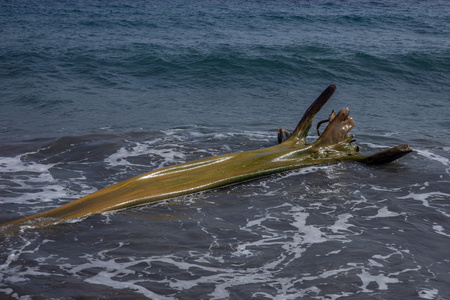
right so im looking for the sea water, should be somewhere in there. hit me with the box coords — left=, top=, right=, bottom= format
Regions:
left=0, top=1, right=449, bottom=299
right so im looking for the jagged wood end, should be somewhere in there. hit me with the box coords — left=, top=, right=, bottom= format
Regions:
left=288, top=84, right=336, bottom=144
left=356, top=144, right=413, bottom=165
left=313, top=107, right=355, bottom=147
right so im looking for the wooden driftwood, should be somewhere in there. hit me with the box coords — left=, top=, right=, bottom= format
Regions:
left=0, top=84, right=412, bottom=235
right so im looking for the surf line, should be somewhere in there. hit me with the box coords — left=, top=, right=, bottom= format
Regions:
left=0, top=84, right=412, bottom=236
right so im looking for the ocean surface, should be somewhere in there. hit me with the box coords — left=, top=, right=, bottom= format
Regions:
left=1, top=0, right=449, bottom=299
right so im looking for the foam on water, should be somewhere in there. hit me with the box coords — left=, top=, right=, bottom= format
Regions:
left=415, top=149, right=450, bottom=175
left=366, top=206, right=402, bottom=219
left=0, top=153, right=65, bottom=208
left=105, top=139, right=187, bottom=170
left=397, top=192, right=450, bottom=218
left=1, top=135, right=449, bottom=299
left=2, top=177, right=435, bottom=299
left=432, top=225, right=450, bottom=238
left=0, top=150, right=98, bottom=218
left=357, top=269, right=399, bottom=292
left=418, top=288, right=440, bottom=300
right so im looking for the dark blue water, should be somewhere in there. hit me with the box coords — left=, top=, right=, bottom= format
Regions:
left=1, top=1, right=449, bottom=299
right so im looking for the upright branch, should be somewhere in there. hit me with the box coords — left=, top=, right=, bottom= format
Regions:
left=290, top=83, right=337, bottom=145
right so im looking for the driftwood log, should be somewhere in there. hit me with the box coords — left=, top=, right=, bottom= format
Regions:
left=0, top=84, right=412, bottom=236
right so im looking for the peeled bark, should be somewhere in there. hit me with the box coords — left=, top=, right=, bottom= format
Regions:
left=0, top=84, right=412, bottom=236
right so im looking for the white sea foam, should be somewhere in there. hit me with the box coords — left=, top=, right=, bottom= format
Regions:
left=62, top=254, right=175, bottom=300
left=95, top=202, right=357, bottom=299
left=432, top=225, right=450, bottom=237
left=0, top=239, right=57, bottom=286
left=328, top=213, right=354, bottom=233
left=0, top=197, right=418, bottom=300
left=397, top=191, right=450, bottom=210
left=415, top=148, right=450, bottom=175
left=0, top=153, right=54, bottom=173
left=366, top=206, right=401, bottom=219
left=162, top=128, right=272, bottom=143
left=324, top=249, right=342, bottom=256
left=272, top=165, right=335, bottom=182
left=370, top=185, right=402, bottom=192
left=418, top=288, right=439, bottom=299
left=0, top=152, right=98, bottom=215
left=397, top=190, right=450, bottom=220
left=414, top=149, right=449, bottom=166
left=104, top=140, right=186, bottom=169
left=288, top=206, right=327, bottom=245
left=357, top=269, right=399, bottom=291
left=360, top=142, right=391, bottom=149
left=0, top=288, right=32, bottom=300
left=0, top=154, right=63, bottom=207
left=368, top=259, right=384, bottom=267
